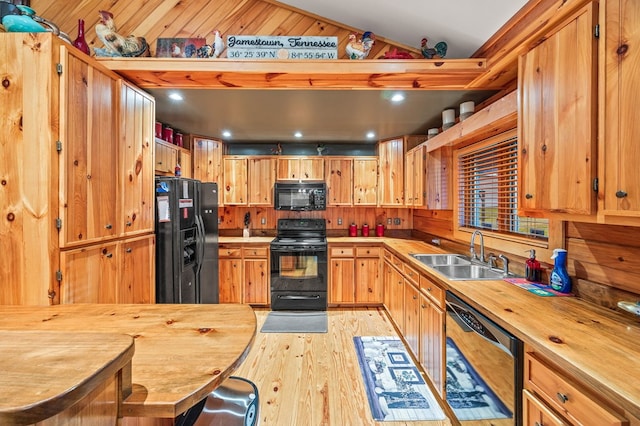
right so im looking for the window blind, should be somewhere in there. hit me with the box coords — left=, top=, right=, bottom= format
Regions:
left=457, top=134, right=548, bottom=240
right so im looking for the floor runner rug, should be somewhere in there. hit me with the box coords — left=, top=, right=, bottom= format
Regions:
left=354, top=336, right=446, bottom=421
left=446, top=337, right=512, bottom=421
left=260, top=311, right=327, bottom=333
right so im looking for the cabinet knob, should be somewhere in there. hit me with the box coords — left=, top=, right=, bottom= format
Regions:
left=413, top=295, right=417, bottom=300
left=126, top=221, right=132, bottom=226
left=535, top=422, right=542, bottom=426
left=126, top=248, right=132, bottom=253
left=556, top=392, right=569, bottom=404
left=525, top=193, right=533, bottom=199
left=105, top=224, right=113, bottom=229
left=106, top=253, right=113, bottom=258
left=616, top=190, right=628, bottom=198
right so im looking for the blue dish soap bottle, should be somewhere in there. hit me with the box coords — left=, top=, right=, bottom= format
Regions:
left=550, top=249, right=571, bottom=293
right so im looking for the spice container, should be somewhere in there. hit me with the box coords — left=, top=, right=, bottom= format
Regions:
left=349, top=223, right=357, bottom=237
left=361, top=224, right=369, bottom=237
left=375, top=223, right=384, bottom=237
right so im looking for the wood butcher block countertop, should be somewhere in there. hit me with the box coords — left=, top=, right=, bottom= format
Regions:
left=0, top=304, right=257, bottom=419
left=0, top=331, right=134, bottom=425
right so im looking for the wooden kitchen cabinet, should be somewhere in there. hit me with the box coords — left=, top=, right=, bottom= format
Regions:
left=523, top=389, right=570, bottom=426
left=405, top=145, right=425, bottom=208
left=242, top=246, right=270, bottom=305
left=378, top=137, right=405, bottom=206
left=600, top=0, right=640, bottom=220
left=524, top=349, right=629, bottom=426
left=277, top=157, right=324, bottom=181
left=404, top=281, right=421, bottom=357
left=326, top=158, right=353, bottom=205
left=192, top=135, right=224, bottom=183
left=383, top=251, right=406, bottom=333
left=329, top=245, right=382, bottom=305
left=425, top=146, right=452, bottom=210
left=154, top=139, right=178, bottom=175
left=118, top=235, right=155, bottom=304
left=179, top=149, right=192, bottom=178
left=61, top=47, right=119, bottom=247
left=120, top=81, right=155, bottom=236
left=518, top=2, right=598, bottom=215
left=419, top=274, right=445, bottom=396
left=222, top=157, right=248, bottom=205
left=353, top=158, right=378, bottom=205
left=218, top=245, right=243, bottom=303
left=248, top=157, right=276, bottom=206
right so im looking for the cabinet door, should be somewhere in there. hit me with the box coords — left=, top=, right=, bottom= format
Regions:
left=519, top=2, right=597, bottom=214
left=120, top=81, right=155, bottom=235
left=403, top=282, right=420, bottom=357
left=523, top=390, right=570, bottom=426
left=355, top=257, right=382, bottom=303
left=353, top=158, right=378, bottom=205
left=248, top=157, right=276, bottom=206
left=61, top=50, right=118, bottom=246
left=223, top=157, right=248, bottom=205
left=244, top=258, right=269, bottom=305
left=601, top=0, right=640, bottom=217
left=119, top=235, right=155, bottom=304
left=389, top=267, right=405, bottom=333
left=300, top=158, right=324, bottom=180
left=219, top=258, right=242, bottom=303
left=425, top=146, right=452, bottom=210
left=59, top=243, right=118, bottom=303
left=419, top=293, right=445, bottom=396
left=329, top=258, right=355, bottom=303
left=405, top=150, right=415, bottom=207
left=326, top=158, right=353, bottom=205
left=412, top=147, right=425, bottom=207
left=276, top=158, right=298, bottom=180
left=179, top=150, right=192, bottom=178
left=378, top=138, right=405, bottom=206
left=192, top=136, right=223, bottom=183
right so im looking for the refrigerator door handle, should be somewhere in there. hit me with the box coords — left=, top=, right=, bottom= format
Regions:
left=195, top=215, right=205, bottom=277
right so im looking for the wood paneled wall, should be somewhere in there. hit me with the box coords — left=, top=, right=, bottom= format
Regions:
left=31, top=0, right=418, bottom=60
left=220, top=206, right=412, bottom=235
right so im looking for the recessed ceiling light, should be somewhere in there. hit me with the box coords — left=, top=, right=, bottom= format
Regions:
left=222, top=130, right=232, bottom=138
left=168, top=92, right=183, bottom=101
left=390, top=93, right=405, bottom=103
left=366, top=131, right=376, bottom=139
left=294, top=131, right=303, bottom=138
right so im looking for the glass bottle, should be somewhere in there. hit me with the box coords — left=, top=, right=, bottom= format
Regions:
left=73, top=19, right=90, bottom=55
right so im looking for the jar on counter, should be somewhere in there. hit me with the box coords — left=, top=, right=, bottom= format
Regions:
left=375, top=223, right=384, bottom=237
left=361, top=224, right=369, bottom=237
left=349, top=223, right=357, bottom=237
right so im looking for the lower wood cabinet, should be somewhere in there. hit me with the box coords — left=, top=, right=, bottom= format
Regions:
left=218, top=243, right=270, bottom=305
left=419, top=286, right=445, bottom=397
left=59, top=235, right=155, bottom=304
left=523, top=349, right=629, bottom=426
left=329, top=245, right=382, bottom=305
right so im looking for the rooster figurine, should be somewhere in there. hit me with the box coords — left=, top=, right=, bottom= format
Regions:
left=197, top=30, right=225, bottom=58
left=420, top=38, right=447, bottom=59
left=94, top=10, right=149, bottom=57
left=345, top=31, right=375, bottom=60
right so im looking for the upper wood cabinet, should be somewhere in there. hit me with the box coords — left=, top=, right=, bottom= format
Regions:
left=277, top=157, right=324, bottom=181
left=154, top=139, right=178, bottom=175
left=405, top=146, right=425, bottom=208
left=378, top=137, right=406, bottom=206
left=518, top=2, right=598, bottom=215
left=425, top=146, right=452, bottom=210
left=326, top=158, right=353, bottom=206
left=223, top=157, right=248, bottom=205
left=600, top=0, right=640, bottom=220
left=61, top=48, right=119, bottom=247
left=248, top=157, right=276, bottom=206
left=192, top=135, right=224, bottom=204
left=119, top=82, right=155, bottom=236
left=353, top=158, right=378, bottom=205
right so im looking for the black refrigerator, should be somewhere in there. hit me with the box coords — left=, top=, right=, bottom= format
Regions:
left=155, top=177, right=219, bottom=304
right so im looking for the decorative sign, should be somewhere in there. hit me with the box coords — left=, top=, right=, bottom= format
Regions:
left=226, top=35, right=338, bottom=60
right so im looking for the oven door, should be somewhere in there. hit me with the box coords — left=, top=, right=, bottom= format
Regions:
left=270, top=245, right=327, bottom=310
left=445, top=291, right=522, bottom=425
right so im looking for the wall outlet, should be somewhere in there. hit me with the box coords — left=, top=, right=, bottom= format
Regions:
left=261, top=217, right=266, bottom=225
left=393, top=218, right=401, bottom=225
left=337, top=218, right=342, bottom=225
left=387, top=218, right=392, bottom=225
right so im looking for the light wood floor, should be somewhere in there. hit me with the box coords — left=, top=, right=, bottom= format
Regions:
left=233, top=308, right=454, bottom=426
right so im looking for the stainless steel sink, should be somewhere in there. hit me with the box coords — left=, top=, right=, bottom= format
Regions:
left=410, top=254, right=472, bottom=266
left=430, top=264, right=506, bottom=280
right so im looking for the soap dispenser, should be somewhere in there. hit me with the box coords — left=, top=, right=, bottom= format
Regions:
left=525, top=249, right=541, bottom=282
left=550, top=248, right=571, bottom=293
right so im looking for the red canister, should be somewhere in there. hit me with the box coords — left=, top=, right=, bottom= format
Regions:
left=163, top=126, right=174, bottom=144
left=349, top=223, right=357, bottom=237
left=361, top=224, right=369, bottom=237
left=375, top=223, right=384, bottom=237
left=174, top=132, right=184, bottom=147
left=155, top=122, right=163, bottom=139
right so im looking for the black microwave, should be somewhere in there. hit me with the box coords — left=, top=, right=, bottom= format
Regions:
left=274, top=182, right=327, bottom=211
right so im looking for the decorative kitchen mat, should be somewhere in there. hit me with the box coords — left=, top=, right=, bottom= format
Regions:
left=260, top=311, right=327, bottom=333
left=503, top=278, right=574, bottom=297
left=446, top=337, right=512, bottom=421
left=354, top=336, right=446, bottom=422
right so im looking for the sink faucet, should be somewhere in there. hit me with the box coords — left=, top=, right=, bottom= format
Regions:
left=499, top=254, right=510, bottom=276
left=470, top=230, right=485, bottom=263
